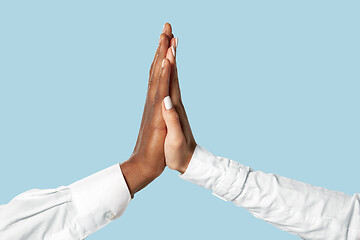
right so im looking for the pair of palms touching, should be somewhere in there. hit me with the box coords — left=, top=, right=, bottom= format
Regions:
left=120, top=23, right=196, bottom=196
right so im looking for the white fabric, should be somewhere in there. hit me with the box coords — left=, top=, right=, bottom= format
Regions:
left=180, top=145, right=360, bottom=240
left=0, top=164, right=131, bottom=240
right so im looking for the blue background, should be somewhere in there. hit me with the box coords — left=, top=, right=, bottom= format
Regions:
left=1, top=1, right=359, bottom=239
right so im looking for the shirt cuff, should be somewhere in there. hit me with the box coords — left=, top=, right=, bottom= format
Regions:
left=180, top=145, right=250, bottom=201
left=69, top=164, right=131, bottom=236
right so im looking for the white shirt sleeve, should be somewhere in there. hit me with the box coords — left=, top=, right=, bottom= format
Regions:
left=180, top=145, right=360, bottom=240
left=0, top=164, right=131, bottom=240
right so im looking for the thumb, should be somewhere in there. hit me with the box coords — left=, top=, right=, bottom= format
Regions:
left=162, top=96, right=183, bottom=137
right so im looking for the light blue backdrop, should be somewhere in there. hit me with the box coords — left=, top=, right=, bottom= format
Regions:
left=1, top=1, right=359, bottom=239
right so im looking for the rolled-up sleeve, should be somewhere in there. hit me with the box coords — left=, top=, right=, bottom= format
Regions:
left=0, top=164, right=131, bottom=240
left=180, top=145, right=360, bottom=240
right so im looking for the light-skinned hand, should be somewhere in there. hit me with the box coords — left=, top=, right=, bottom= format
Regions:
left=161, top=26, right=197, bottom=174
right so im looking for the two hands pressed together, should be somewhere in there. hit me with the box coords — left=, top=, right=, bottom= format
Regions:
left=120, top=23, right=196, bottom=197
left=1, top=23, right=360, bottom=240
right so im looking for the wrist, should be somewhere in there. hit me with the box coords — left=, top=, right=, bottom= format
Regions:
left=177, top=144, right=196, bottom=174
left=120, top=154, right=159, bottom=197
left=177, top=159, right=190, bottom=174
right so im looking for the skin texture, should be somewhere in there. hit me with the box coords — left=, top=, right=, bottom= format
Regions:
left=120, top=23, right=174, bottom=197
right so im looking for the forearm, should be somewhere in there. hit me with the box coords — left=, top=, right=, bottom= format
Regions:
left=235, top=169, right=359, bottom=239
left=0, top=164, right=131, bottom=239
left=180, top=145, right=360, bottom=240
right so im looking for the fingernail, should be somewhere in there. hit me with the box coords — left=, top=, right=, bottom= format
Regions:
left=162, top=24, right=166, bottom=33
left=175, top=38, right=178, bottom=49
left=164, top=96, right=173, bottom=110
left=171, top=46, right=176, bottom=57
left=161, top=59, right=166, bottom=68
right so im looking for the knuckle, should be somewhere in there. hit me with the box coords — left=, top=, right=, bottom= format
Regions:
left=159, top=34, right=170, bottom=47
left=154, top=92, right=162, bottom=103
left=168, top=111, right=179, bottom=121
left=159, top=33, right=168, bottom=40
